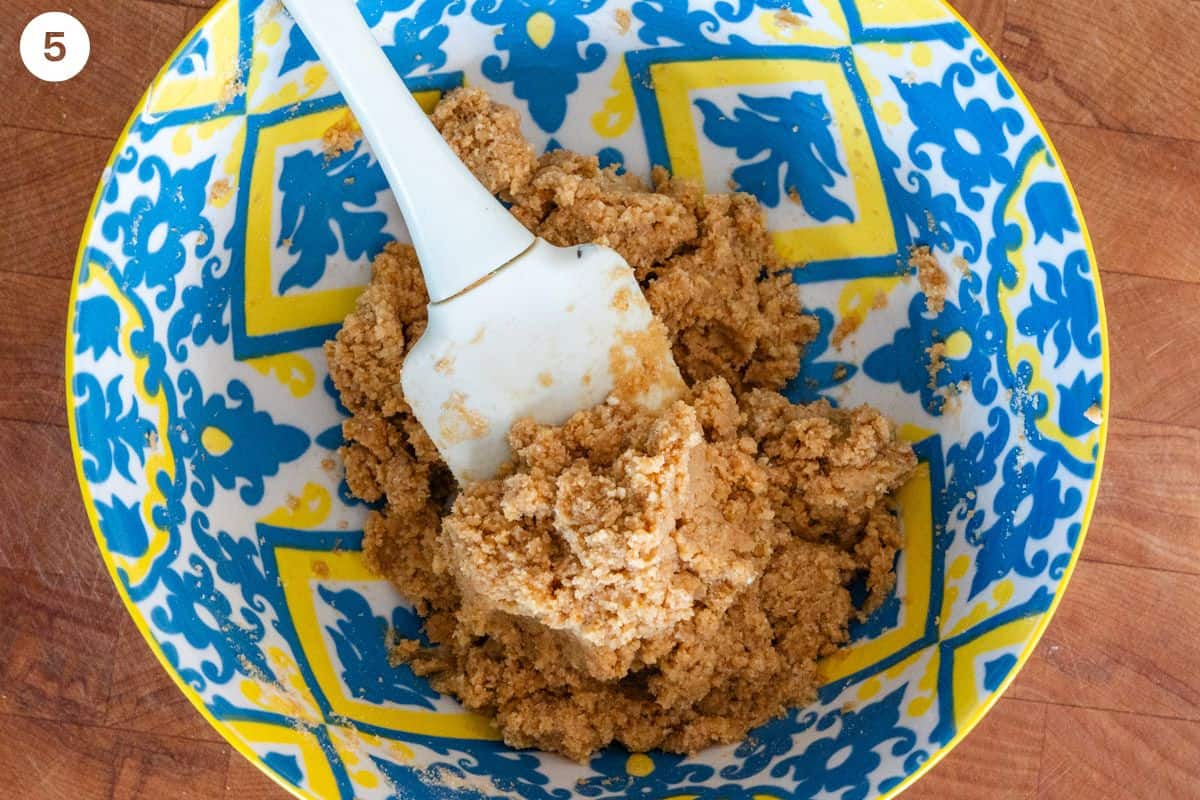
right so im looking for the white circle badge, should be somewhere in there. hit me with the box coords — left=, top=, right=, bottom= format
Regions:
left=20, top=12, right=91, bottom=83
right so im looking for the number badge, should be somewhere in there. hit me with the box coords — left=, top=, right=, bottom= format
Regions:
left=20, top=12, right=90, bottom=83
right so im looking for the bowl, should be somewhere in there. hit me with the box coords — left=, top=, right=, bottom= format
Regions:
left=66, top=1, right=1108, bottom=797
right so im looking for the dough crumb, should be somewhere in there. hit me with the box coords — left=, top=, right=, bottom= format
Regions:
left=911, top=245, right=948, bottom=314
left=323, top=111, right=362, bottom=157
left=439, top=392, right=490, bottom=445
left=927, top=342, right=948, bottom=390
left=614, top=7, right=631, bottom=34
left=208, top=177, right=233, bottom=204
left=775, top=8, right=805, bottom=26
left=832, top=315, right=862, bottom=349
left=215, top=75, right=243, bottom=113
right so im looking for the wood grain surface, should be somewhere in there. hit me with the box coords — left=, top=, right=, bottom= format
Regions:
left=1, top=1, right=1196, bottom=797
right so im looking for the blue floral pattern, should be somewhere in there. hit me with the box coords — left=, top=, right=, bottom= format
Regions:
left=101, top=155, right=215, bottom=310
left=318, top=586, right=440, bottom=709
left=175, top=371, right=310, bottom=505
left=73, top=374, right=155, bottom=484
left=281, top=0, right=416, bottom=75
left=697, top=91, right=853, bottom=220
left=68, top=2, right=1107, bottom=798
left=95, top=495, right=149, bottom=557
left=282, top=0, right=469, bottom=79
left=893, top=63, right=1024, bottom=212
left=632, top=0, right=810, bottom=47
left=1018, top=250, right=1101, bottom=368
left=382, top=0, right=468, bottom=75
left=966, top=450, right=1083, bottom=599
left=155, top=511, right=278, bottom=689
left=75, top=296, right=122, bottom=359
left=167, top=255, right=233, bottom=359
left=472, top=0, right=607, bottom=132
left=276, top=142, right=392, bottom=294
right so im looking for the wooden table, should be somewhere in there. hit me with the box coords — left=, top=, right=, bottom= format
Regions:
left=1, top=1, right=1196, bottom=797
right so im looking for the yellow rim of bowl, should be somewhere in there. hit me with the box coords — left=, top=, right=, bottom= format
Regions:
left=877, top=2, right=1111, bottom=795
left=62, top=4, right=315, bottom=798
left=62, top=3, right=1111, bottom=798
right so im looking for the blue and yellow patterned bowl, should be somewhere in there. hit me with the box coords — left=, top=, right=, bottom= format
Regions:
left=66, top=1, right=1108, bottom=797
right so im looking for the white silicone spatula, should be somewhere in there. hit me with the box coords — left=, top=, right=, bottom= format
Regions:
left=285, top=0, right=685, bottom=482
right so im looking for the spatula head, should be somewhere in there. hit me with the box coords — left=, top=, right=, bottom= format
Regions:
left=401, top=240, right=686, bottom=482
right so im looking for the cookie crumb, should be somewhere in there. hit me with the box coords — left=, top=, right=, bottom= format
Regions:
left=775, top=8, right=805, bottom=26
left=614, top=7, right=631, bottom=34
left=911, top=245, right=948, bottom=314
left=926, top=342, right=948, bottom=390
left=208, top=178, right=233, bottom=204
left=611, top=286, right=631, bottom=311
left=832, top=315, right=862, bottom=349
left=215, top=75, right=244, bottom=113
left=438, top=392, right=489, bottom=445
left=323, top=111, right=362, bottom=158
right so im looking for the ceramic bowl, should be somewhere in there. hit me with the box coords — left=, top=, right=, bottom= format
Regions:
left=67, top=1, right=1108, bottom=797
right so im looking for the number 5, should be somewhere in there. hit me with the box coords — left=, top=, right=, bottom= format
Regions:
left=44, top=31, right=66, bottom=62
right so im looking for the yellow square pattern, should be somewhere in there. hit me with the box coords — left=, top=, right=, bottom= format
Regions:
left=649, top=58, right=896, bottom=264
left=225, top=719, right=337, bottom=800
left=146, top=2, right=241, bottom=115
left=244, top=92, right=442, bottom=339
left=819, top=460, right=933, bottom=682
left=274, top=546, right=499, bottom=741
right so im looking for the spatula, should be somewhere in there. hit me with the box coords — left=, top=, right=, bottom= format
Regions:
left=285, top=0, right=685, bottom=482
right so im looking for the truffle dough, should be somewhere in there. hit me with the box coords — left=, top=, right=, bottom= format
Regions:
left=326, top=88, right=916, bottom=760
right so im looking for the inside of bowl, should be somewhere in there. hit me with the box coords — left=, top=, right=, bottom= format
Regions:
left=69, top=1, right=1106, bottom=798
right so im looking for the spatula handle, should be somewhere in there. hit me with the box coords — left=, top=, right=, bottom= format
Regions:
left=283, top=0, right=535, bottom=303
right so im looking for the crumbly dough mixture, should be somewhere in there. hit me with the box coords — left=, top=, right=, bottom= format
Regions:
left=326, top=88, right=916, bottom=760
